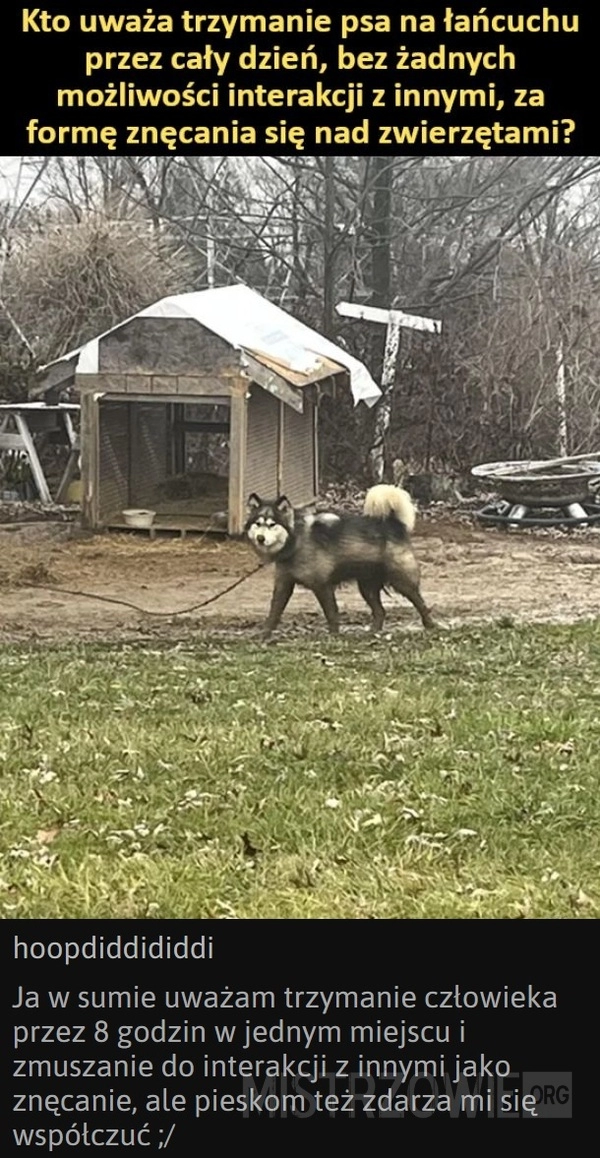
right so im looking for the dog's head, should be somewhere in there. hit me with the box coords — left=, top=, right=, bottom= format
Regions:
left=245, top=494, right=294, bottom=559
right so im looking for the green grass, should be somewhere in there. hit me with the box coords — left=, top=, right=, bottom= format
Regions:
left=1, top=620, right=599, bottom=918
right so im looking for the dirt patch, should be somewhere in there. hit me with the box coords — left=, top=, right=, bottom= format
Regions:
left=1, top=515, right=599, bottom=644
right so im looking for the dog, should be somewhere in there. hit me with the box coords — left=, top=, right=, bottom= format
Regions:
left=245, top=485, right=434, bottom=638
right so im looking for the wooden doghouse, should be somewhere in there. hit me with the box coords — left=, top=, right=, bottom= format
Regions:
left=34, top=286, right=380, bottom=535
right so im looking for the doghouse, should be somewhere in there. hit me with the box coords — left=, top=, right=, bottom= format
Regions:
left=34, top=285, right=380, bottom=534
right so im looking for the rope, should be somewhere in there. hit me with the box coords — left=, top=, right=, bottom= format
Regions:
left=18, top=565, right=265, bottom=617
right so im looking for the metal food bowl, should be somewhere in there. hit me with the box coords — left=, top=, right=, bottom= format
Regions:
left=122, top=508, right=156, bottom=528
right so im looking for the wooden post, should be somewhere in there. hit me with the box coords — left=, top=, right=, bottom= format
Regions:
left=336, top=301, right=442, bottom=483
left=313, top=393, right=319, bottom=497
left=13, top=414, right=52, bottom=503
left=228, top=380, right=248, bottom=535
left=277, top=400, right=285, bottom=495
left=80, top=390, right=100, bottom=529
left=368, top=315, right=402, bottom=483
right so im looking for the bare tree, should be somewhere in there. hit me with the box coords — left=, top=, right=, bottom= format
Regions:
left=4, top=154, right=600, bottom=479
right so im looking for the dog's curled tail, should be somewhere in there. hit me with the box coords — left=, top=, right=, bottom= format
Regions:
left=363, top=484, right=416, bottom=533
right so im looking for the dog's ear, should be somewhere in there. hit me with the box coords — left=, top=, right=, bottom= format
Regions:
left=275, top=495, right=293, bottom=515
left=246, top=493, right=262, bottom=511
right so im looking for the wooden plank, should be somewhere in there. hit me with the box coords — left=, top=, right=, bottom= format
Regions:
left=314, top=395, right=319, bottom=495
left=277, top=400, right=285, bottom=494
left=104, top=393, right=227, bottom=406
left=123, top=376, right=142, bottom=394
left=106, top=518, right=226, bottom=538
left=147, top=379, right=220, bottom=398
left=62, top=410, right=78, bottom=448
left=14, top=414, right=52, bottom=503
left=150, top=376, right=175, bottom=395
left=77, top=372, right=232, bottom=397
left=336, top=300, right=442, bottom=334
left=0, top=402, right=79, bottom=412
left=76, top=373, right=107, bottom=394
left=80, top=392, right=99, bottom=528
left=240, top=352, right=304, bottom=412
left=177, top=375, right=231, bottom=395
left=30, top=355, right=79, bottom=398
left=228, top=383, right=247, bottom=535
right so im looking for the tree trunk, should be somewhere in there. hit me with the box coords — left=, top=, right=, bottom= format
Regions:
left=368, top=317, right=401, bottom=483
left=555, top=338, right=568, bottom=457
left=368, top=158, right=394, bottom=481
left=322, top=157, right=336, bottom=337
left=370, top=158, right=392, bottom=367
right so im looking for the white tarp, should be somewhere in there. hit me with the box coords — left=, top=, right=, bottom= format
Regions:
left=52, top=285, right=382, bottom=408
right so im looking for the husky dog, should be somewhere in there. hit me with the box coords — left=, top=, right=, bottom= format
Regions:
left=245, top=485, right=434, bottom=638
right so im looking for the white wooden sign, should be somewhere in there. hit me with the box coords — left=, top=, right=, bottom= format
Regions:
left=336, top=301, right=442, bottom=335
left=335, top=300, right=442, bottom=482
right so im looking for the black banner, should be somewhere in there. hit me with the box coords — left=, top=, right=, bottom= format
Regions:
left=1, top=919, right=594, bottom=1145
left=0, top=2, right=595, bottom=155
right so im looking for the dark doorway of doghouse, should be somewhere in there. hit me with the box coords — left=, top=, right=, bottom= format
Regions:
left=103, top=398, right=230, bottom=533
left=161, top=400, right=230, bottom=527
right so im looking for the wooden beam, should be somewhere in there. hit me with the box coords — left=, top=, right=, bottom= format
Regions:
left=277, top=400, right=285, bottom=494
left=76, top=373, right=106, bottom=395
left=313, top=396, right=319, bottom=496
left=336, top=300, right=442, bottom=334
left=80, top=392, right=99, bottom=528
left=104, top=394, right=226, bottom=406
left=228, top=382, right=248, bottom=535
left=62, top=409, right=78, bottom=449
left=176, top=375, right=231, bottom=396
left=76, top=372, right=232, bottom=397
left=240, top=352, right=304, bottom=412
left=14, top=413, right=51, bottom=503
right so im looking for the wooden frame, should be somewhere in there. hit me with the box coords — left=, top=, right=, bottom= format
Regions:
left=0, top=404, right=79, bottom=505
left=76, top=368, right=324, bottom=533
left=76, top=372, right=233, bottom=397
